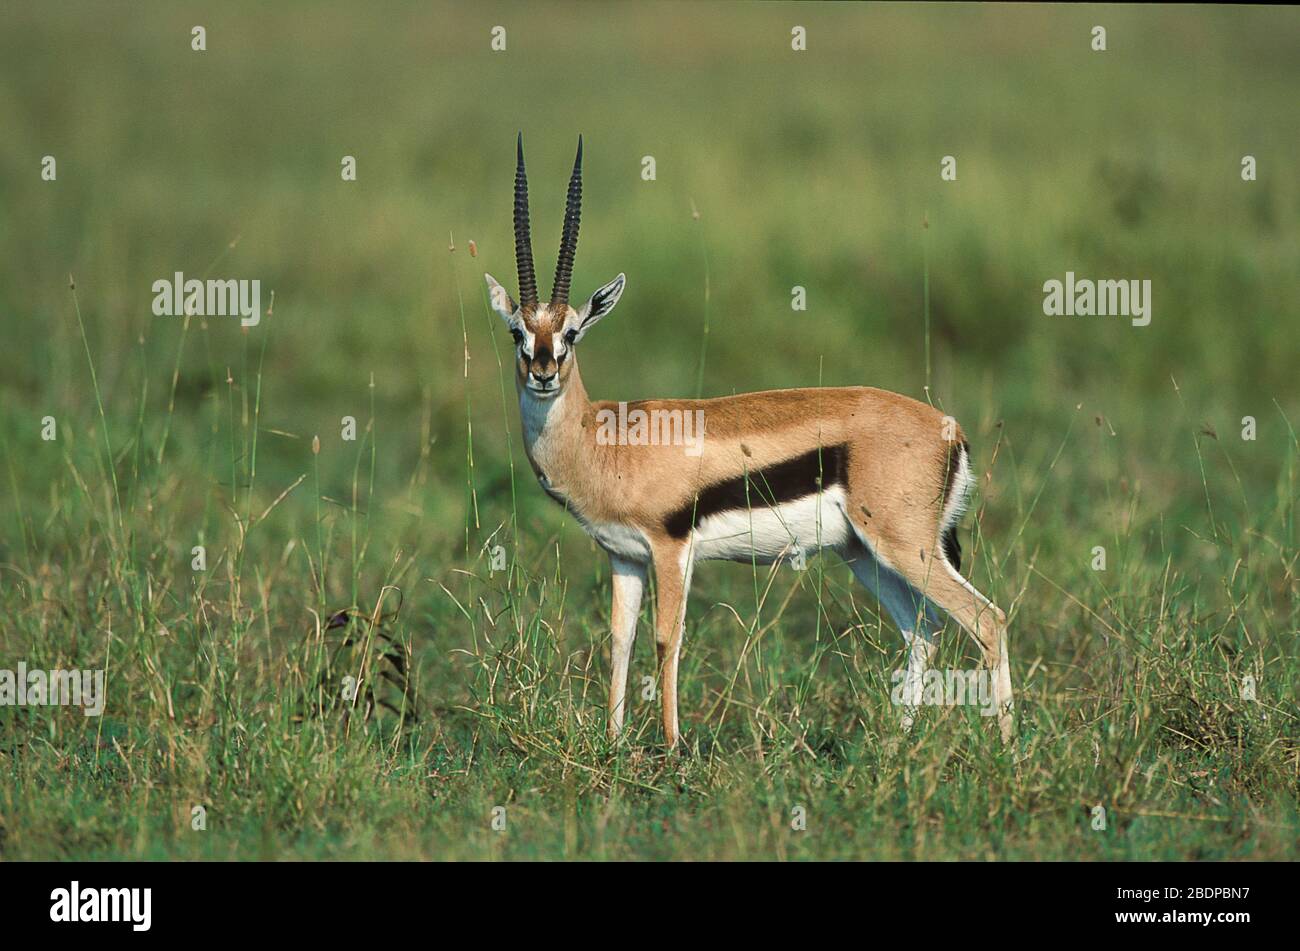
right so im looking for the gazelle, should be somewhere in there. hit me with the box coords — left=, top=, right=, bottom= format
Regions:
left=484, top=135, right=1013, bottom=748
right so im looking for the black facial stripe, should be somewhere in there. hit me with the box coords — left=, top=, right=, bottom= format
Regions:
left=664, top=443, right=850, bottom=539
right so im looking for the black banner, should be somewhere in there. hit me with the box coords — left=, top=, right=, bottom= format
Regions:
left=0, top=860, right=1283, bottom=939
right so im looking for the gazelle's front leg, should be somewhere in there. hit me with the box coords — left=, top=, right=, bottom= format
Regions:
left=607, top=556, right=647, bottom=740
left=651, top=542, right=695, bottom=748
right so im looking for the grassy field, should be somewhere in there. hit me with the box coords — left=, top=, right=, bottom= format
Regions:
left=0, top=2, right=1296, bottom=860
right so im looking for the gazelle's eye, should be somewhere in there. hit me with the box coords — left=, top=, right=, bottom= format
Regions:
left=563, top=328, right=578, bottom=346
left=510, top=328, right=524, bottom=345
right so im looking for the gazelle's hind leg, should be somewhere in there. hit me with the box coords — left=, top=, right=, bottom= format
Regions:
left=903, top=553, right=1012, bottom=742
left=845, top=543, right=943, bottom=730
left=847, top=521, right=1014, bottom=742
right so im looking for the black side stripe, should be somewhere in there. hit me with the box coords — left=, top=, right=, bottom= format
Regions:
left=663, top=443, right=850, bottom=539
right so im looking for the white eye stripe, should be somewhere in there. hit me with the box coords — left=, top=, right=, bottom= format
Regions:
left=514, top=329, right=575, bottom=363
left=513, top=327, right=536, bottom=359
left=520, top=348, right=569, bottom=362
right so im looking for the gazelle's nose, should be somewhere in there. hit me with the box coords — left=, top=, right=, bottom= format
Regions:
left=531, top=368, right=557, bottom=385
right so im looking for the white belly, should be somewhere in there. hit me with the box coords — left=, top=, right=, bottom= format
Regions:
left=690, top=488, right=850, bottom=564
left=582, top=519, right=654, bottom=562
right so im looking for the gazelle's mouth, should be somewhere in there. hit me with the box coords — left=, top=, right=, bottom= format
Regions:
left=526, top=384, right=559, bottom=398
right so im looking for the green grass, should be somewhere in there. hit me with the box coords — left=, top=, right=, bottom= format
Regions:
left=0, top=1, right=1296, bottom=860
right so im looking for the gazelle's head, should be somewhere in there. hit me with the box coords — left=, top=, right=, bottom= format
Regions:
left=485, top=134, right=626, bottom=400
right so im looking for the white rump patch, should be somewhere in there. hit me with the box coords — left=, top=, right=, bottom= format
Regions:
left=939, top=443, right=974, bottom=537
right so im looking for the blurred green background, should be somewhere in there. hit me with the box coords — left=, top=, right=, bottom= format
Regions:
left=3, top=3, right=1295, bottom=469
left=0, top=2, right=1295, bottom=860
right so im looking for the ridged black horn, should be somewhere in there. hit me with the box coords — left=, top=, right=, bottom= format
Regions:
left=551, top=135, right=583, bottom=306
left=514, top=132, right=538, bottom=309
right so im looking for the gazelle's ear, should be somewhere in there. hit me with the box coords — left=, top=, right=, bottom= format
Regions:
left=572, top=274, right=626, bottom=341
left=484, top=273, right=516, bottom=324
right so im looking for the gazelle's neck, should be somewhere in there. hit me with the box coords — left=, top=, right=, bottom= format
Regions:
left=519, top=359, right=591, bottom=478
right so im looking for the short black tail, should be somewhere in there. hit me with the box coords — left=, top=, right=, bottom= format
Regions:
left=939, top=439, right=970, bottom=572
left=940, top=523, right=962, bottom=573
